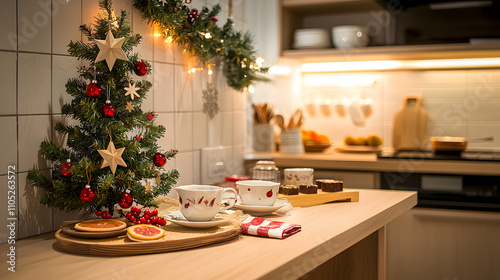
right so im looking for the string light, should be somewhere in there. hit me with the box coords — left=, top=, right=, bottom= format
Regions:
left=164, top=36, right=173, bottom=43
left=187, top=67, right=204, bottom=74
left=208, top=69, right=213, bottom=75
left=205, top=32, right=211, bottom=39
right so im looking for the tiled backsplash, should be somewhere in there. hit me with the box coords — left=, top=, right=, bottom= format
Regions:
left=254, top=68, right=500, bottom=149
left=0, top=0, right=248, bottom=242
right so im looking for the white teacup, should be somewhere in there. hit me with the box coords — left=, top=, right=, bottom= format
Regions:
left=236, top=180, right=280, bottom=206
left=284, top=168, right=314, bottom=186
left=175, top=185, right=237, bottom=222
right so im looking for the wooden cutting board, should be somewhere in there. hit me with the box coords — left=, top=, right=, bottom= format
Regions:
left=278, top=189, right=359, bottom=207
left=393, top=96, right=428, bottom=150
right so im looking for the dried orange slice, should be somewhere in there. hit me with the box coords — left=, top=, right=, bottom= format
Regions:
left=127, top=224, right=165, bottom=240
left=74, top=219, right=127, bottom=232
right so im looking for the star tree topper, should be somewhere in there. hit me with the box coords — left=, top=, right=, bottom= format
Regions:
left=95, top=31, right=128, bottom=71
left=98, top=140, right=127, bottom=175
left=124, top=81, right=140, bottom=100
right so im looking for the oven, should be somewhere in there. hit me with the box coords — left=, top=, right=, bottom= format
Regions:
left=378, top=150, right=500, bottom=212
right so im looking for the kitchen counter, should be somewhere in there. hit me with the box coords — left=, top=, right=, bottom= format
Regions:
left=0, top=189, right=416, bottom=280
left=266, top=151, right=500, bottom=176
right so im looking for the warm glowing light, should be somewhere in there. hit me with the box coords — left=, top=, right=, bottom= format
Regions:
left=303, top=74, right=377, bottom=87
left=302, top=58, right=500, bottom=72
left=221, top=39, right=224, bottom=43
left=268, top=65, right=292, bottom=75
left=164, top=36, right=173, bottom=43
left=248, top=85, right=255, bottom=93
left=302, top=61, right=403, bottom=72
left=409, top=58, right=500, bottom=68
left=190, top=68, right=197, bottom=73
left=256, top=57, right=265, bottom=68
left=205, top=32, right=212, bottom=39
left=208, top=69, right=213, bottom=75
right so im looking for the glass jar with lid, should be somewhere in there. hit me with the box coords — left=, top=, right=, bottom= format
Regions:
left=252, top=160, right=279, bottom=183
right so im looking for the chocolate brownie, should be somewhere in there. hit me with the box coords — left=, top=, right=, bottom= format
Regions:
left=320, top=179, right=343, bottom=192
left=280, top=185, right=299, bottom=195
left=305, top=184, right=318, bottom=194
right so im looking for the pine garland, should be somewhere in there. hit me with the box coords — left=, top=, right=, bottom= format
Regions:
left=132, top=0, right=270, bottom=91
left=27, top=0, right=179, bottom=215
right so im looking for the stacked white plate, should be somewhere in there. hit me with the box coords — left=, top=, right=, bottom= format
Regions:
left=293, top=28, right=331, bottom=49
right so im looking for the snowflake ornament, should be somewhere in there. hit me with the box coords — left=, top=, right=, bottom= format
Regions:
left=202, top=83, right=219, bottom=119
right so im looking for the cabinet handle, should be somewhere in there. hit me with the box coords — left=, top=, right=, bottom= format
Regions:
left=413, top=211, right=500, bottom=222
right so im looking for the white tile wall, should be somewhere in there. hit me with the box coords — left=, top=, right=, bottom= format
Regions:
left=53, top=0, right=82, bottom=55
left=18, top=0, right=52, bottom=53
left=2, top=0, right=249, bottom=241
left=0, top=51, right=17, bottom=115
left=258, top=68, right=500, bottom=149
left=18, top=53, right=52, bottom=115
left=52, top=55, right=80, bottom=114
left=0, top=0, right=17, bottom=51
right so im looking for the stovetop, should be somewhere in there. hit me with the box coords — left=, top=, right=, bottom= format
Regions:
left=377, top=150, right=500, bottom=162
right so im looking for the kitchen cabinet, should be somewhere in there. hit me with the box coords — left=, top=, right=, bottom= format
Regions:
left=280, top=0, right=500, bottom=63
left=386, top=208, right=500, bottom=280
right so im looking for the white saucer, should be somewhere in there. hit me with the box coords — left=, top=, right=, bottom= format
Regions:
left=164, top=211, right=229, bottom=229
left=233, top=199, right=289, bottom=216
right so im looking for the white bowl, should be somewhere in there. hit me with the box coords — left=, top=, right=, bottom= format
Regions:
left=332, top=25, right=369, bottom=49
left=294, top=28, right=331, bottom=49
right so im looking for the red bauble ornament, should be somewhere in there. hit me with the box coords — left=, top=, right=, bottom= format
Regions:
left=211, top=16, right=218, bottom=22
left=153, top=152, right=167, bottom=167
left=119, top=189, right=133, bottom=209
left=86, top=80, right=101, bottom=98
left=102, top=100, right=116, bottom=117
left=59, top=159, right=72, bottom=177
left=147, top=113, right=154, bottom=120
left=134, top=62, right=148, bottom=76
left=80, top=185, right=96, bottom=203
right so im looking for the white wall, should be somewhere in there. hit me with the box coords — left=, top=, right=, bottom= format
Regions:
left=0, top=0, right=249, bottom=242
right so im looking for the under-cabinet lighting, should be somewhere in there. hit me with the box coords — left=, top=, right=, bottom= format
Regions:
left=301, top=58, right=500, bottom=72
left=301, top=61, right=403, bottom=72
left=303, top=74, right=376, bottom=87
left=409, top=58, right=500, bottom=68
left=269, top=65, right=292, bottom=75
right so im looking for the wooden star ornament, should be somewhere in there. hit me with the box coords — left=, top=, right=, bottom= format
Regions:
left=95, top=31, right=128, bottom=71
left=125, top=101, right=134, bottom=112
left=98, top=140, right=127, bottom=175
left=125, top=81, right=140, bottom=100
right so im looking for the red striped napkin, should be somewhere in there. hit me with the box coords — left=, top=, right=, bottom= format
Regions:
left=240, top=217, right=301, bottom=239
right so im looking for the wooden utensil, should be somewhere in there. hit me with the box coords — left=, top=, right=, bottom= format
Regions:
left=276, top=114, right=286, bottom=130
left=287, top=109, right=304, bottom=130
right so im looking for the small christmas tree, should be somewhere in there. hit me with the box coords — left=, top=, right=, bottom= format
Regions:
left=27, top=0, right=179, bottom=218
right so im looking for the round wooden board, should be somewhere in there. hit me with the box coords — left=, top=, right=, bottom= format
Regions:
left=55, top=223, right=240, bottom=256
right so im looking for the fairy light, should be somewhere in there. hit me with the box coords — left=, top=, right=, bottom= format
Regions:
left=164, top=36, right=173, bottom=43
left=248, top=85, right=255, bottom=93
left=205, top=32, right=212, bottom=39
left=208, top=69, right=213, bottom=75
left=255, top=57, right=264, bottom=68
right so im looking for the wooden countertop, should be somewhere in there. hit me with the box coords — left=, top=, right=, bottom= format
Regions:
left=266, top=152, right=500, bottom=176
left=0, top=189, right=416, bottom=280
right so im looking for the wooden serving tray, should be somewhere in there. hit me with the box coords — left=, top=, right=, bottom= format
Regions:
left=278, top=189, right=359, bottom=207
left=55, top=221, right=240, bottom=256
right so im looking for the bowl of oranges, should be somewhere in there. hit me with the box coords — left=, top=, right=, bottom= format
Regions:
left=301, top=130, right=332, bottom=153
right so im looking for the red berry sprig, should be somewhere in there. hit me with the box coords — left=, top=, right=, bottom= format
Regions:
left=95, top=210, right=113, bottom=219
left=125, top=206, right=166, bottom=226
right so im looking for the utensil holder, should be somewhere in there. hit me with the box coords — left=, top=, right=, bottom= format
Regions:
left=280, top=129, right=304, bottom=155
left=253, top=124, right=275, bottom=152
